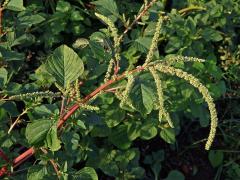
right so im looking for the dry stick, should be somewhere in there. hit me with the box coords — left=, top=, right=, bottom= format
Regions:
left=0, top=66, right=145, bottom=177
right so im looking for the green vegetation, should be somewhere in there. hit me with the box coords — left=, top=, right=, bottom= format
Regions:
left=0, top=0, right=239, bottom=179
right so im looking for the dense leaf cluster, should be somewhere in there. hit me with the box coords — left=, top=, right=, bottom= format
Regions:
left=0, top=0, right=239, bottom=179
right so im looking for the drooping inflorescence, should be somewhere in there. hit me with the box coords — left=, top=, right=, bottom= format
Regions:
left=154, top=63, right=218, bottom=150
left=149, top=67, right=174, bottom=127
left=120, top=74, right=135, bottom=108
left=144, top=14, right=163, bottom=65
left=166, top=55, right=205, bottom=64
left=104, top=59, right=115, bottom=83
left=8, top=91, right=61, bottom=101
left=79, top=103, right=100, bottom=111
left=95, top=13, right=121, bottom=82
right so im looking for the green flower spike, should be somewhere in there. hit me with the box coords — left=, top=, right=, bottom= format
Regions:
left=149, top=67, right=174, bottom=127
left=155, top=63, right=218, bottom=150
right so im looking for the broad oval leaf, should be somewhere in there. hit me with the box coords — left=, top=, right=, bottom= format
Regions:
left=164, top=170, right=185, bottom=180
left=46, top=45, right=84, bottom=88
left=6, top=0, right=25, bottom=11
left=140, top=122, right=158, bottom=140
left=160, top=128, right=176, bottom=144
left=25, top=119, right=52, bottom=145
left=27, top=165, right=48, bottom=180
left=72, top=167, right=98, bottom=180
left=109, top=125, right=132, bottom=149
left=45, top=124, right=61, bottom=151
left=130, top=83, right=154, bottom=116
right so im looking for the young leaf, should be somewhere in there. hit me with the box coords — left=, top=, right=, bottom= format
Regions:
left=18, top=15, right=46, bottom=27
left=140, top=122, right=158, bottom=140
left=93, top=0, right=119, bottom=22
left=164, top=170, right=185, bottom=180
left=72, top=167, right=98, bottom=180
left=27, top=165, right=48, bottom=180
left=130, top=82, right=154, bottom=116
left=45, top=45, right=84, bottom=88
left=160, top=128, right=176, bottom=144
left=25, top=119, right=52, bottom=145
left=109, top=125, right=132, bottom=149
left=208, top=150, right=224, bottom=168
left=5, top=0, right=25, bottom=11
left=45, top=124, right=61, bottom=151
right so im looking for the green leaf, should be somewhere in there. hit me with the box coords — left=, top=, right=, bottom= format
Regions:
left=208, top=150, right=224, bottom=168
left=11, top=34, right=35, bottom=47
left=133, top=37, right=152, bottom=53
left=109, top=125, right=132, bottom=149
left=104, top=108, right=125, bottom=128
left=31, top=104, right=59, bottom=120
left=19, top=15, right=45, bottom=26
left=165, top=36, right=182, bottom=53
left=130, top=81, right=154, bottom=115
left=56, top=0, right=71, bottom=12
left=140, top=122, right=158, bottom=140
left=190, top=103, right=209, bottom=127
left=93, top=0, right=119, bottom=22
left=0, top=47, right=25, bottom=61
left=72, top=167, right=98, bottom=180
left=2, top=101, right=19, bottom=117
left=25, top=119, right=52, bottom=145
left=164, top=170, right=185, bottom=180
left=76, top=120, right=87, bottom=129
left=0, top=68, right=8, bottom=88
left=27, top=165, right=48, bottom=180
left=160, top=128, right=176, bottom=144
left=71, top=11, right=84, bottom=21
left=202, top=28, right=223, bottom=42
left=127, top=122, right=141, bottom=141
left=89, top=40, right=109, bottom=60
left=45, top=45, right=84, bottom=88
left=6, top=0, right=25, bottom=11
left=45, top=124, right=61, bottom=151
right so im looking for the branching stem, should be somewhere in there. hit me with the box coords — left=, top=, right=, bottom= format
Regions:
left=8, top=108, right=29, bottom=134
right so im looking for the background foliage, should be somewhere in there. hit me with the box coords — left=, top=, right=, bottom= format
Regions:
left=0, top=0, right=239, bottom=179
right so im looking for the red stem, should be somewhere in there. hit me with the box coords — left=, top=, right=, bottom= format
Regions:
left=0, top=149, right=10, bottom=163
left=0, top=66, right=144, bottom=177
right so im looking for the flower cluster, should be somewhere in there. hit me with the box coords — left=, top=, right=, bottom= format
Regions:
left=166, top=55, right=205, bottom=64
left=155, top=63, right=218, bottom=150
left=144, top=14, right=163, bottom=65
left=120, top=74, right=135, bottom=108
left=95, top=13, right=121, bottom=82
left=149, top=67, right=174, bottom=127
left=9, top=91, right=61, bottom=100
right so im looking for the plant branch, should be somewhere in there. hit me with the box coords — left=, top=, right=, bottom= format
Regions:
left=118, top=0, right=157, bottom=43
left=40, top=148, right=60, bottom=178
left=0, top=65, right=145, bottom=177
left=8, top=108, right=29, bottom=134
